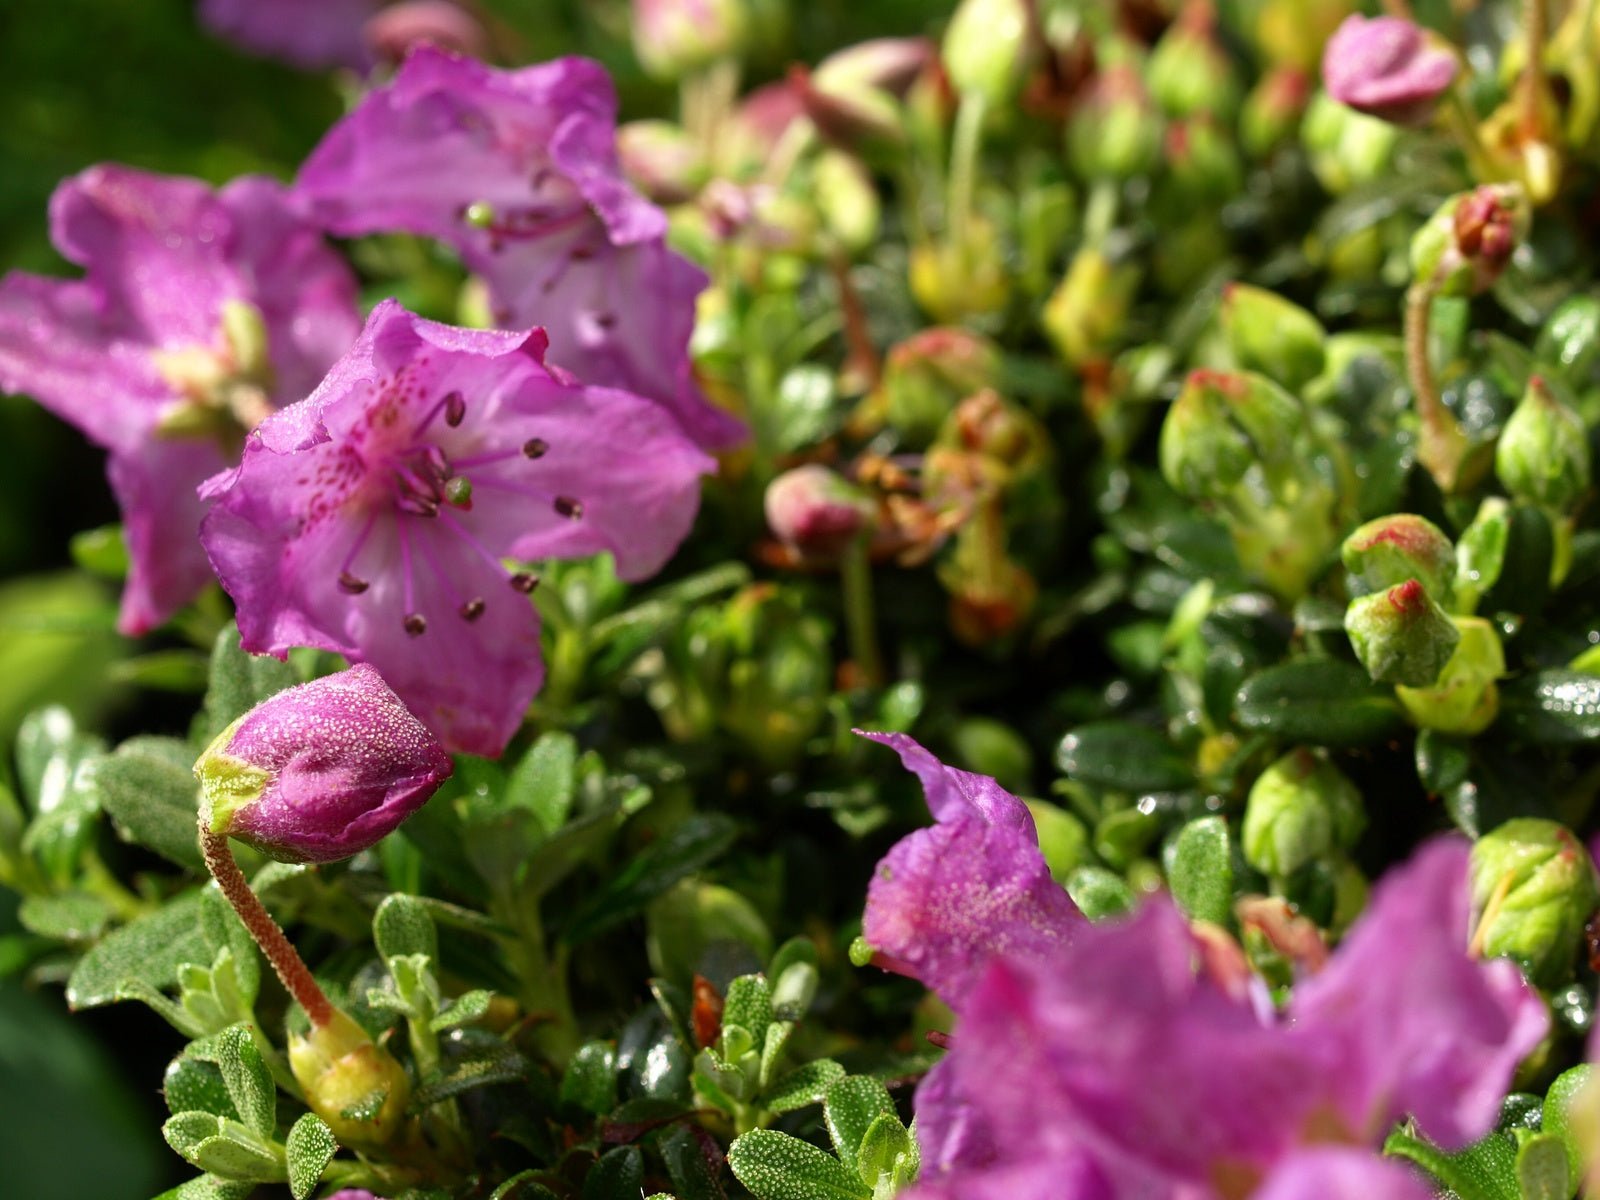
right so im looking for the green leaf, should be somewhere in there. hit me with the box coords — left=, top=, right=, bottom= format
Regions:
left=759, top=1021, right=793, bottom=1090
left=504, top=732, right=578, bottom=835
left=202, top=625, right=298, bottom=744
left=1515, top=1133, right=1570, bottom=1200
left=1233, top=660, right=1405, bottom=747
left=853, top=1114, right=912, bottom=1190
left=823, top=1076, right=896, bottom=1172
left=163, top=1111, right=223, bottom=1157
left=1167, top=816, right=1232, bottom=926
left=1065, top=866, right=1136, bottom=921
left=285, top=1112, right=337, bottom=1200
left=216, top=1025, right=275, bottom=1139
left=583, top=1145, right=644, bottom=1200
left=727, top=1129, right=870, bottom=1200
left=489, top=1173, right=561, bottom=1200
left=110, top=650, right=209, bottom=693
left=16, top=706, right=105, bottom=879
left=763, top=1060, right=847, bottom=1115
left=373, top=893, right=438, bottom=963
left=660, top=1123, right=726, bottom=1200
left=1384, top=1126, right=1519, bottom=1200
left=1055, top=721, right=1192, bottom=792
left=17, top=890, right=112, bottom=941
left=164, top=1052, right=238, bottom=1121
left=199, top=885, right=260, bottom=1007
left=722, top=974, right=773, bottom=1040
left=151, top=1175, right=257, bottom=1200
left=1543, top=1064, right=1593, bottom=1184
left=1481, top=504, right=1553, bottom=617
left=187, top=1129, right=284, bottom=1181
left=409, top=1045, right=533, bottom=1110
left=562, top=814, right=739, bottom=945
left=93, top=735, right=204, bottom=870
left=1500, top=671, right=1600, bottom=745
left=430, top=989, right=494, bottom=1031
left=559, top=1040, right=618, bottom=1116
left=68, top=890, right=209, bottom=1009
left=770, top=962, right=819, bottom=1022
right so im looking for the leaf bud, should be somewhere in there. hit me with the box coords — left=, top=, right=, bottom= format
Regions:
left=1344, top=579, right=1460, bottom=687
left=1470, top=818, right=1600, bottom=988
left=1240, top=66, right=1311, bottom=157
left=1301, top=90, right=1398, bottom=194
left=195, top=663, right=453, bottom=865
left=1067, top=59, right=1163, bottom=181
left=1242, top=748, right=1366, bottom=879
left=1495, top=375, right=1592, bottom=511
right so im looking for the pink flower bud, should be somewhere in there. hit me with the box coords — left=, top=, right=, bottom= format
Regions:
left=363, top=0, right=487, bottom=63
left=1322, top=15, right=1457, bottom=128
left=764, top=465, right=876, bottom=557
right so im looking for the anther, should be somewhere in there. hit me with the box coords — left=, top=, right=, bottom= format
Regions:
left=522, top=437, right=549, bottom=459
left=509, top=572, right=540, bottom=593
left=397, top=495, right=440, bottom=518
left=338, top=572, right=369, bottom=595
left=403, top=613, right=427, bottom=636
left=444, top=476, right=473, bottom=507
left=459, top=598, right=486, bottom=621
left=554, top=496, right=583, bottom=519
left=444, top=391, right=466, bottom=427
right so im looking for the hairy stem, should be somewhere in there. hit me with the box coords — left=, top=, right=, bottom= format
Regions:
left=840, top=534, right=884, bottom=689
left=1405, top=281, right=1468, bottom=491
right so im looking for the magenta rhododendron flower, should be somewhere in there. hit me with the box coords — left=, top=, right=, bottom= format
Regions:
left=199, top=0, right=377, bottom=70
left=196, top=662, right=452, bottom=864
left=907, top=839, right=1546, bottom=1199
left=1322, top=15, right=1457, bottom=128
left=857, top=732, right=1082, bottom=1006
left=0, top=165, right=360, bottom=635
left=294, top=47, right=744, bottom=451
left=200, top=299, right=714, bottom=756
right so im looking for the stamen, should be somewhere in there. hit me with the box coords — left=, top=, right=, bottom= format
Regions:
left=397, top=494, right=440, bottom=518
left=553, top=496, right=583, bottom=519
left=398, top=516, right=419, bottom=620
left=459, top=598, right=486, bottom=621
left=509, top=572, right=540, bottom=593
left=522, top=437, right=549, bottom=459
left=452, top=448, right=522, bottom=470
left=445, top=391, right=466, bottom=426
left=338, top=511, right=379, bottom=588
left=338, top=572, right=369, bottom=595
left=444, top=477, right=473, bottom=508
left=403, top=613, right=427, bottom=636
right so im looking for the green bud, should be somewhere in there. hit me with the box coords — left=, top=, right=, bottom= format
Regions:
left=812, top=149, right=881, bottom=255
left=616, top=120, right=708, bottom=205
left=878, top=327, right=1001, bottom=445
left=1146, top=3, right=1241, bottom=121
left=1344, top=578, right=1461, bottom=687
left=1164, top=117, right=1245, bottom=205
left=1301, top=90, right=1398, bottom=194
left=1496, top=375, right=1592, bottom=511
left=1470, top=818, right=1599, bottom=988
left=1410, top=184, right=1528, bottom=298
left=1159, top=368, right=1296, bottom=499
left=1395, top=615, right=1505, bottom=735
left=1341, top=514, right=1456, bottom=601
left=1220, top=282, right=1326, bottom=390
left=1240, top=66, right=1311, bottom=157
left=632, top=0, right=751, bottom=82
left=1535, top=295, right=1600, bottom=385
left=942, top=0, right=1033, bottom=107
left=287, top=1009, right=410, bottom=1147
left=1067, top=61, right=1163, bottom=181
left=908, top=215, right=1012, bottom=323
left=1041, top=247, right=1140, bottom=367
left=1242, top=748, right=1366, bottom=878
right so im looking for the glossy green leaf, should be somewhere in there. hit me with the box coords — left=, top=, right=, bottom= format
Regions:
left=560, top=1040, right=618, bottom=1116
left=853, top=1113, right=912, bottom=1190
left=728, top=1129, right=870, bottom=1200
left=1515, top=1133, right=1570, bottom=1200
left=1055, top=721, right=1192, bottom=792
left=1167, top=816, right=1232, bottom=926
left=660, top=1123, right=726, bottom=1200
left=1500, top=671, right=1600, bottom=745
left=583, top=1145, right=644, bottom=1200
left=1543, top=1064, right=1594, bottom=1184
left=1384, top=1127, right=1518, bottom=1200
left=504, top=732, right=577, bottom=836
left=1234, top=660, right=1405, bottom=746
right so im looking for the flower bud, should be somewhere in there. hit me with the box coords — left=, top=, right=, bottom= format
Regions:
left=941, top=389, right=1048, bottom=470
left=1395, top=615, right=1505, bottom=735
left=942, top=0, right=1033, bottom=108
left=878, top=328, right=1001, bottom=445
left=1147, top=2, right=1241, bottom=121
left=764, top=465, right=876, bottom=558
left=617, top=120, right=708, bottom=206
left=1242, top=748, right=1365, bottom=879
left=812, top=149, right=881, bottom=255
left=1322, top=15, right=1457, bottom=128
left=1220, top=282, right=1326, bottom=390
left=288, top=1009, right=411, bottom=1147
left=1344, top=578, right=1460, bottom=687
left=801, top=37, right=931, bottom=156
left=1496, top=375, right=1592, bottom=511
left=1411, top=185, right=1528, bottom=298
left=1301, top=91, right=1398, bottom=193
left=364, top=1, right=488, bottom=63
left=631, top=0, right=751, bottom=82
left=1241, top=66, right=1310, bottom=157
left=1067, top=60, right=1163, bottom=181
left=195, top=663, right=453, bottom=865
left=1042, top=247, right=1140, bottom=368
left=1341, top=513, right=1456, bottom=601
left=1163, top=117, right=1244, bottom=205
left=908, top=218, right=1011, bottom=323
left=1470, top=818, right=1599, bottom=987
left=1158, top=370, right=1261, bottom=499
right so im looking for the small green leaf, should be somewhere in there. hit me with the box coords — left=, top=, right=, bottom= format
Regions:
left=163, top=1112, right=223, bottom=1157
left=722, top=974, right=773, bottom=1041
left=853, top=1113, right=912, bottom=1190
left=202, top=625, right=298, bottom=743
left=1234, top=660, right=1406, bottom=746
left=1065, top=866, right=1136, bottom=920
left=285, top=1112, right=337, bottom=1200
left=164, top=1053, right=238, bottom=1121
left=1384, top=1126, right=1519, bottom=1200
left=216, top=1025, right=275, bottom=1139
left=728, top=1129, right=870, bottom=1200
left=660, top=1123, right=726, bottom=1200
left=759, top=1021, right=793, bottom=1090
left=409, top=1045, right=533, bottom=1110
left=1543, top=1064, right=1594, bottom=1184
left=489, top=1173, right=561, bottom=1200
left=373, top=893, right=438, bottom=963
left=560, top=1040, right=618, bottom=1116
left=505, top=732, right=578, bottom=835
left=1055, top=721, right=1192, bottom=792
left=16, top=706, right=105, bottom=879
left=68, top=890, right=209, bottom=1009
left=430, top=989, right=494, bottom=1031
left=1515, top=1133, right=1570, bottom=1200
left=151, top=1175, right=257, bottom=1200
left=1167, top=816, right=1232, bottom=926
left=199, top=885, right=259, bottom=1006
left=583, top=1145, right=644, bottom=1200
left=188, top=1129, right=285, bottom=1181
left=770, top=962, right=819, bottom=1022
left=561, top=814, right=739, bottom=945
left=1500, top=671, right=1600, bottom=745
left=93, top=736, right=204, bottom=870
left=823, top=1076, right=896, bottom=1173
left=762, top=1059, right=847, bottom=1115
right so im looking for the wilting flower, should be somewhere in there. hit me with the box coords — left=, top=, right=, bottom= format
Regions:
left=0, top=165, right=360, bottom=634
left=198, top=0, right=377, bottom=70
left=908, top=839, right=1546, bottom=1199
left=200, top=300, right=713, bottom=756
left=295, top=47, right=744, bottom=450
left=1322, top=15, right=1457, bottom=128
left=196, top=662, right=452, bottom=863
left=857, top=732, right=1082, bottom=1007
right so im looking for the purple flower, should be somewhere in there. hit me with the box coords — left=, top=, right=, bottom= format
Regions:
left=196, top=662, right=452, bottom=864
left=857, top=732, right=1082, bottom=1007
left=1322, top=15, right=1457, bottom=128
left=0, top=166, right=360, bottom=635
left=200, top=299, right=714, bottom=756
left=294, top=47, right=744, bottom=451
left=198, top=0, right=377, bottom=70
left=907, top=838, right=1545, bottom=1198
